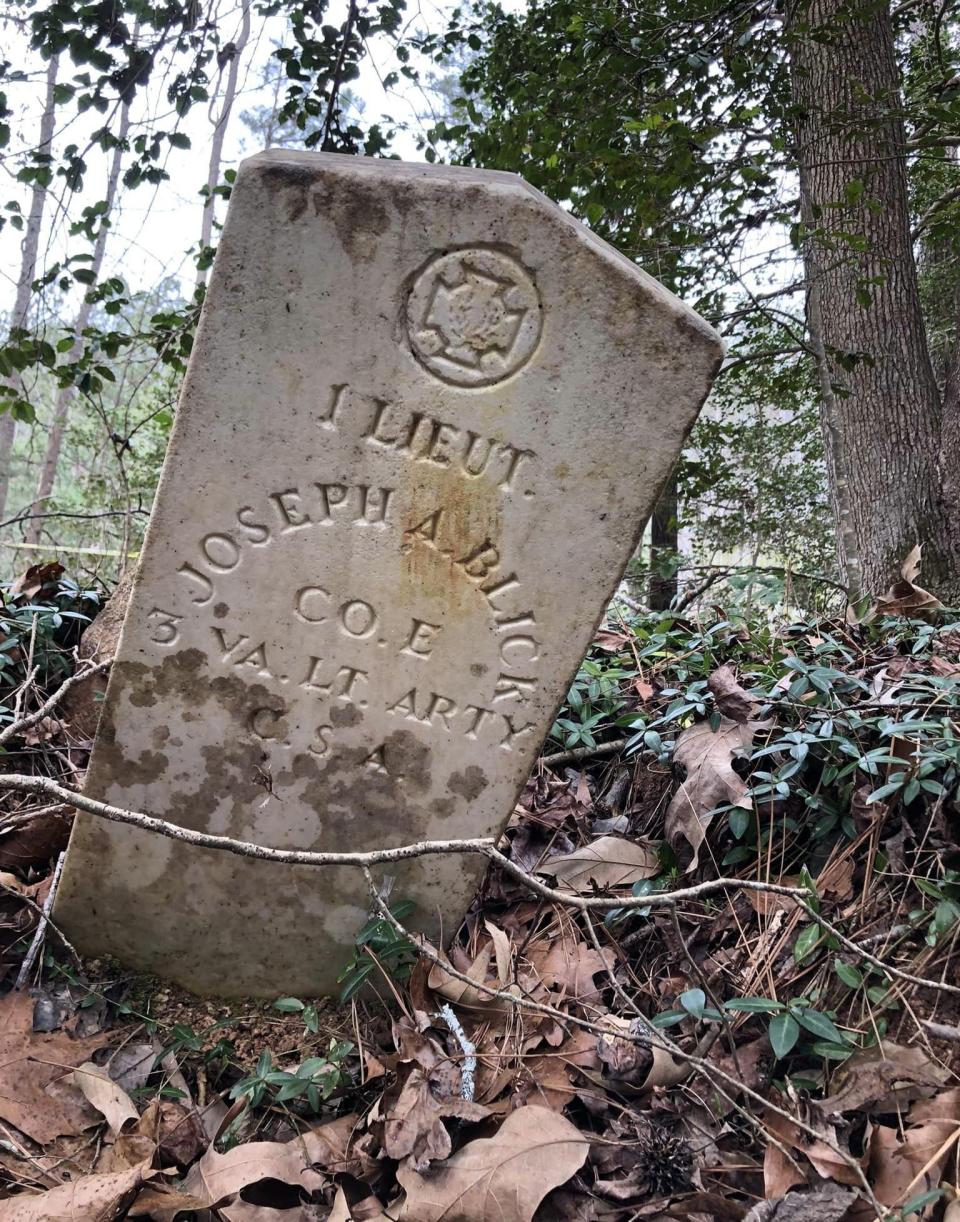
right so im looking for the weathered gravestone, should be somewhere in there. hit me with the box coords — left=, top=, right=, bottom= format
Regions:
left=54, top=152, right=722, bottom=996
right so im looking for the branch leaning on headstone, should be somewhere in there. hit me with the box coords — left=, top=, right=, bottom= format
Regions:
left=0, top=770, right=957, bottom=1001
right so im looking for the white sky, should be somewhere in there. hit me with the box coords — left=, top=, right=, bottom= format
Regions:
left=1, top=0, right=450, bottom=318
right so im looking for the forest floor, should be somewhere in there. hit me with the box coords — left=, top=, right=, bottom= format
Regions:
left=0, top=564, right=959, bottom=1221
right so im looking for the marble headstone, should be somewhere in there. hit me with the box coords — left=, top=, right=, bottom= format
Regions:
left=55, top=152, right=722, bottom=996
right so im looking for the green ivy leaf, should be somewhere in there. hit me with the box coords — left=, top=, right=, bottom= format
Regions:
left=768, top=1013, right=800, bottom=1059
left=794, top=923, right=822, bottom=963
left=792, top=1007, right=849, bottom=1045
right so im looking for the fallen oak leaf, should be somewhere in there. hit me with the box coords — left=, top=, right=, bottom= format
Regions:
left=860, top=1086, right=960, bottom=1214
left=383, top=1067, right=489, bottom=1170
left=537, top=835, right=658, bottom=890
left=666, top=717, right=770, bottom=871
left=814, top=1042, right=947, bottom=1116
left=396, top=1104, right=588, bottom=1222
left=0, top=989, right=120, bottom=1144
left=708, top=663, right=759, bottom=723
left=67, top=1061, right=138, bottom=1136
left=168, top=1138, right=327, bottom=1215
left=0, top=1159, right=155, bottom=1221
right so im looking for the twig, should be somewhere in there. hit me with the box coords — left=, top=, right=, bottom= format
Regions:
left=1, top=774, right=958, bottom=1003
left=437, top=1004, right=476, bottom=1100
left=0, top=657, right=113, bottom=747
left=14, top=851, right=69, bottom=989
left=920, top=1018, right=960, bottom=1042
left=540, top=739, right=628, bottom=769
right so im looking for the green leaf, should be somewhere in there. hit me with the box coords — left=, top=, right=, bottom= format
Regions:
left=792, top=1007, right=849, bottom=1045
left=794, top=923, right=822, bottom=963
left=274, top=1077, right=310, bottom=1101
left=768, top=1013, right=800, bottom=1059
left=729, top=807, right=750, bottom=839
left=273, top=997, right=305, bottom=1013
left=723, top=997, right=784, bottom=1013
left=679, top=987, right=706, bottom=1018
left=833, top=959, right=863, bottom=989
left=899, top=1189, right=945, bottom=1217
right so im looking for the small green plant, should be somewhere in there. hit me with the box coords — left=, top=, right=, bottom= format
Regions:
left=552, top=658, right=632, bottom=748
left=228, top=1040, right=353, bottom=1110
left=273, top=995, right=321, bottom=1033
left=338, top=900, right=417, bottom=1001
left=0, top=567, right=101, bottom=730
left=722, top=995, right=853, bottom=1061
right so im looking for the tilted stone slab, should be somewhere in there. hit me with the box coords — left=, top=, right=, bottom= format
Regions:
left=55, top=152, right=722, bottom=996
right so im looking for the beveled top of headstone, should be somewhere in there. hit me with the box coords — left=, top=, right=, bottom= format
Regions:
left=55, top=152, right=722, bottom=997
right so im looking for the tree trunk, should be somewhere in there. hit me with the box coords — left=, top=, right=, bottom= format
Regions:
left=196, top=0, right=252, bottom=293
left=0, top=54, right=59, bottom=521
left=26, top=103, right=132, bottom=545
left=788, top=0, right=960, bottom=601
left=649, top=471, right=678, bottom=610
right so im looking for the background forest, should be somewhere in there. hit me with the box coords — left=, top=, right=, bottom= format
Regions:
left=3, top=3, right=960, bottom=1220
left=9, top=0, right=956, bottom=612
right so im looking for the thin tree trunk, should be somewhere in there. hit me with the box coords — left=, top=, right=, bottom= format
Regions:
left=788, top=0, right=960, bottom=600
left=649, top=472, right=678, bottom=610
left=26, top=103, right=132, bottom=546
left=0, top=55, right=59, bottom=520
left=196, top=0, right=252, bottom=293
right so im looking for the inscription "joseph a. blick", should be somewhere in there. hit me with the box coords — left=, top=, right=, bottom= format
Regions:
left=148, top=379, right=546, bottom=774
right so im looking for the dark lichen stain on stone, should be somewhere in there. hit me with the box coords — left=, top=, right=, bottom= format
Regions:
left=431, top=797, right=456, bottom=819
left=448, top=765, right=489, bottom=801
left=94, top=650, right=287, bottom=842
left=470, top=663, right=487, bottom=677
left=311, top=178, right=390, bottom=263
left=330, top=704, right=361, bottom=728
left=213, top=602, right=229, bottom=620
left=289, top=729, right=432, bottom=845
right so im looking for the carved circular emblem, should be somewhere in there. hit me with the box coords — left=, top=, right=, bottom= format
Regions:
left=405, top=249, right=542, bottom=388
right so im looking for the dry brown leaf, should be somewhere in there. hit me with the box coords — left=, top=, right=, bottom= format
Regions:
left=815, top=1042, right=947, bottom=1116
left=383, top=1067, right=489, bottom=1169
left=876, top=545, right=942, bottom=620
left=520, top=1027, right=605, bottom=1110
left=763, top=1109, right=864, bottom=1186
left=634, top=677, right=654, bottom=702
left=866, top=1087, right=960, bottom=1210
left=68, top=1061, right=138, bottom=1136
left=425, top=938, right=534, bottom=1016
left=328, top=1186, right=393, bottom=1220
left=708, top=663, right=758, bottom=723
left=526, top=937, right=615, bottom=1006
left=174, top=1138, right=327, bottom=1213
left=538, top=836, right=658, bottom=890
left=9, top=562, right=64, bottom=599
left=0, top=1160, right=154, bottom=1221
left=484, top=920, right=513, bottom=985
left=763, top=1140, right=807, bottom=1198
left=396, top=1104, right=588, bottom=1221
left=666, top=717, right=769, bottom=870
left=744, top=1182, right=856, bottom=1221
left=0, top=990, right=119, bottom=1144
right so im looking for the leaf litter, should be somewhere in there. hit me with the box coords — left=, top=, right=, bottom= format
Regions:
left=1, top=585, right=960, bottom=1219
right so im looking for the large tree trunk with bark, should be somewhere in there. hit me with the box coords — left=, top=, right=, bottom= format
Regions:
left=788, top=0, right=960, bottom=601
left=0, top=55, right=59, bottom=521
